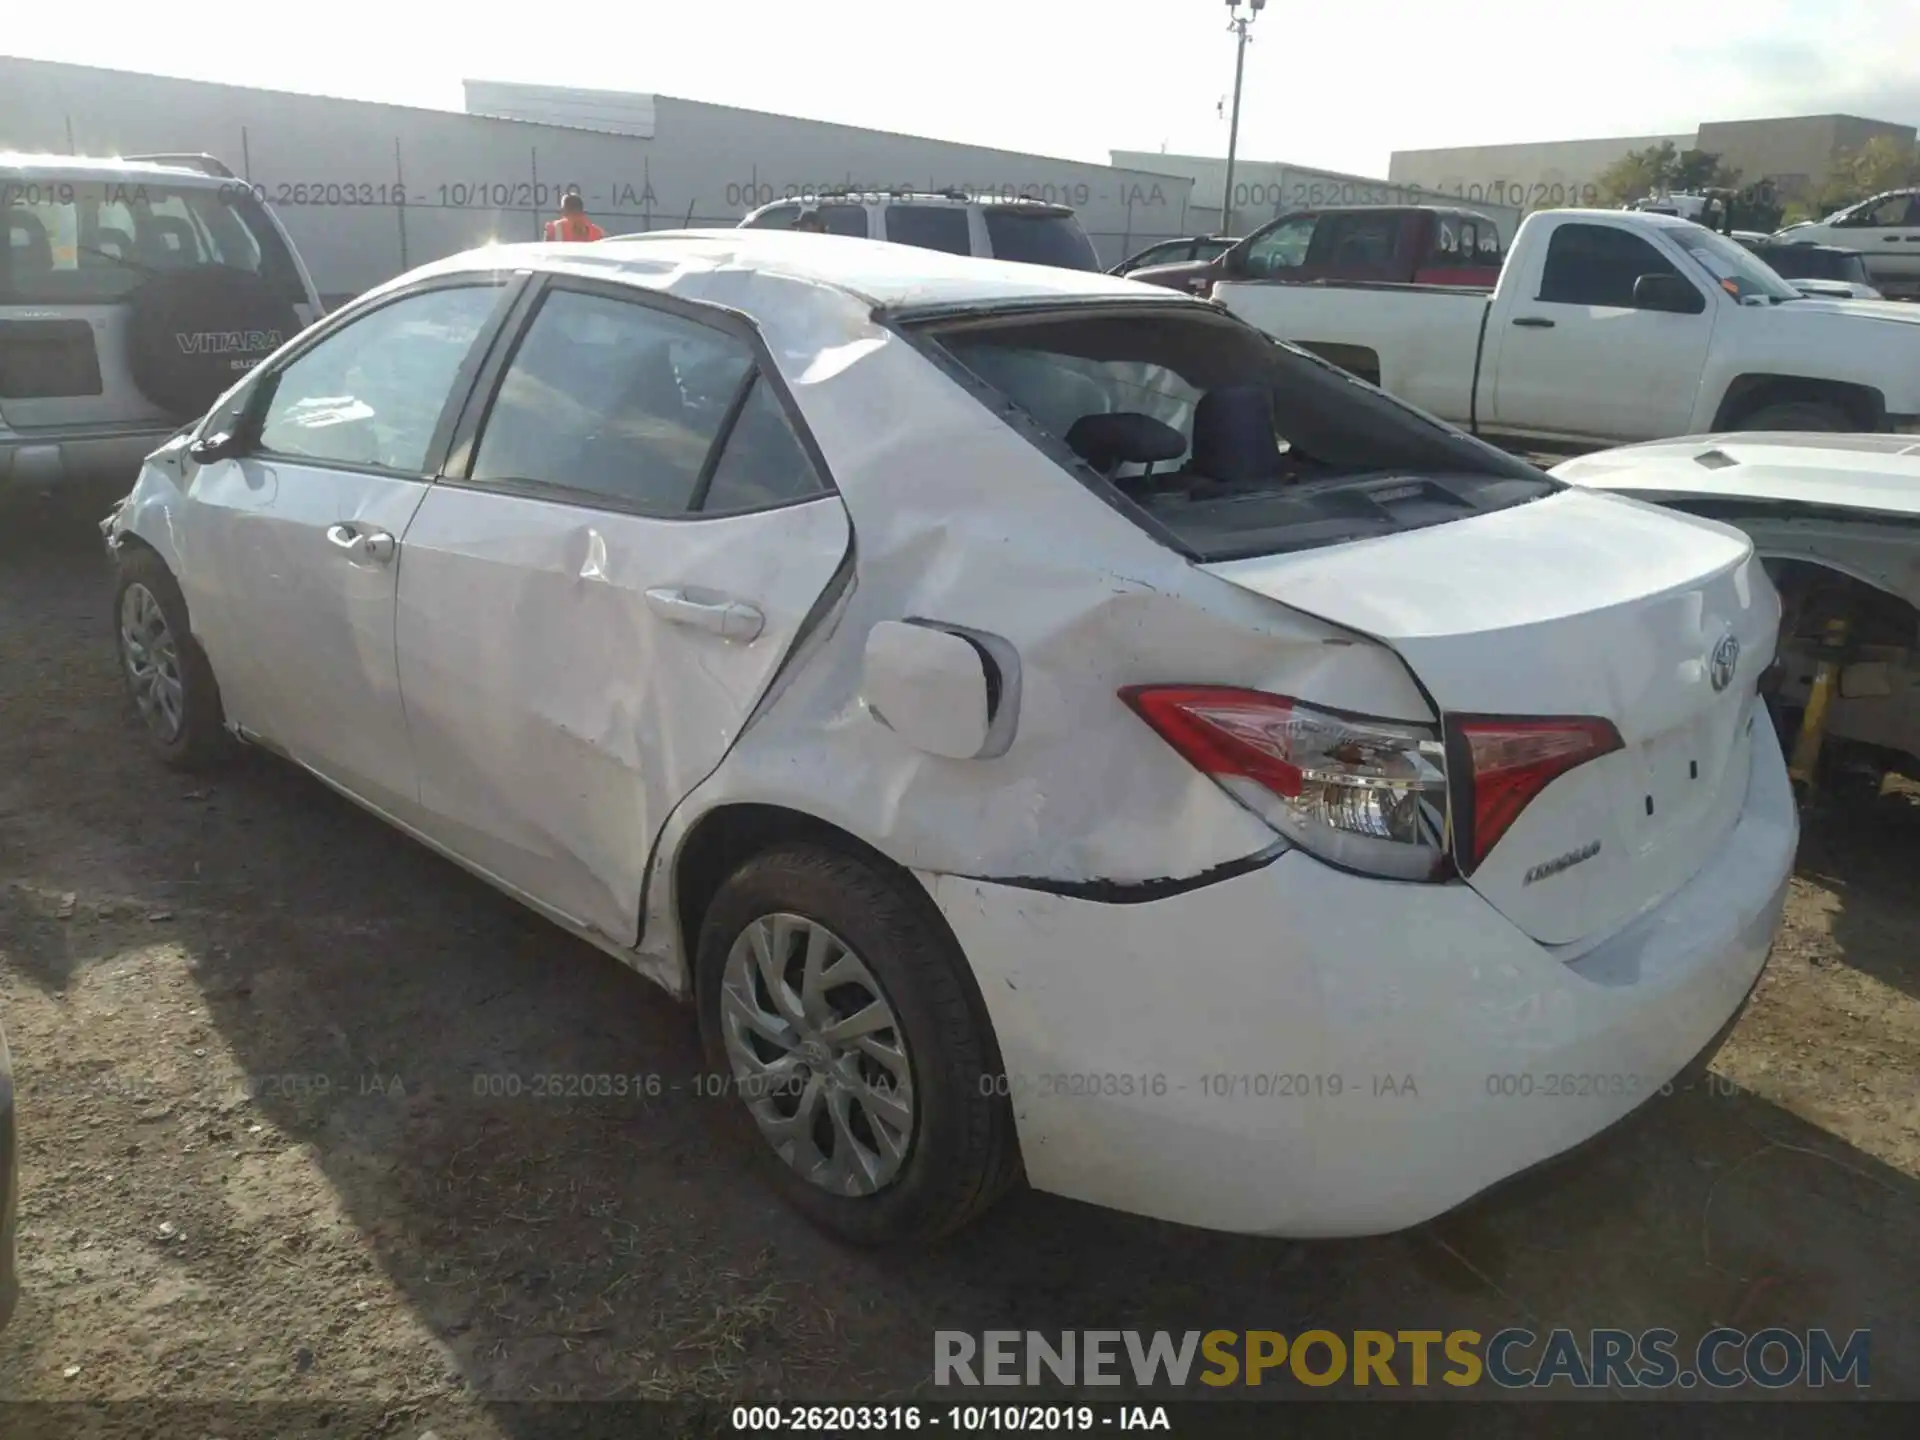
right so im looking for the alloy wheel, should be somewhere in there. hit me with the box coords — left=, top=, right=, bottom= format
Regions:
left=120, top=582, right=185, bottom=744
left=718, top=912, right=915, bottom=1196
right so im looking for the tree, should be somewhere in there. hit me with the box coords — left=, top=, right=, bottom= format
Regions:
left=1595, top=141, right=1740, bottom=205
left=1813, top=136, right=1920, bottom=216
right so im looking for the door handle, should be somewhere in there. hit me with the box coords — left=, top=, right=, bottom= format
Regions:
left=1511, top=316, right=1556, bottom=328
left=326, top=523, right=396, bottom=564
left=645, top=587, right=765, bottom=641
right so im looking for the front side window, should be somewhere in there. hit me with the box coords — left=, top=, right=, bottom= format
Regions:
left=1240, top=215, right=1316, bottom=278
left=255, top=284, right=501, bottom=472
left=469, top=288, right=754, bottom=513
left=884, top=205, right=972, bottom=256
left=742, top=203, right=801, bottom=230
left=1842, top=193, right=1919, bottom=228
left=1537, top=224, right=1692, bottom=307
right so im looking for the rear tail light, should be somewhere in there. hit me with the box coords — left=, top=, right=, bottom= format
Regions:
left=1123, top=688, right=1625, bottom=881
left=1120, top=686, right=1448, bottom=881
left=1446, top=717, right=1623, bottom=874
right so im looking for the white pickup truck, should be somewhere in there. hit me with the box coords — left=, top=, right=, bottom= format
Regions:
left=1213, top=208, right=1920, bottom=447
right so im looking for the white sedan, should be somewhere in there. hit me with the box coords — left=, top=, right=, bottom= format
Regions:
left=103, top=231, right=1797, bottom=1243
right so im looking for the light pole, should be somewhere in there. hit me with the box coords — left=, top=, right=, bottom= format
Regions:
left=1220, top=0, right=1265, bottom=238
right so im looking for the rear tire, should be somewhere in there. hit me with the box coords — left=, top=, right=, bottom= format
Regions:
left=1733, top=400, right=1854, bottom=433
left=694, top=842, right=1019, bottom=1245
left=112, top=548, right=229, bottom=771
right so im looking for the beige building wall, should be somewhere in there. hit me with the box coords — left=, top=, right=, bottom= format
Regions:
left=1695, top=115, right=1916, bottom=200
left=1387, top=134, right=1694, bottom=211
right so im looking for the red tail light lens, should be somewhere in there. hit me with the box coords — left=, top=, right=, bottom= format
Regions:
left=1449, top=717, right=1623, bottom=874
left=1121, top=686, right=1449, bottom=881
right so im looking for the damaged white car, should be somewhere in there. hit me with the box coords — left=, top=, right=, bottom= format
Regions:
left=1554, top=434, right=1920, bottom=802
left=103, top=232, right=1797, bottom=1243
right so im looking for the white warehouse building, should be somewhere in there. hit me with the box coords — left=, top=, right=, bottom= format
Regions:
left=0, top=58, right=1201, bottom=304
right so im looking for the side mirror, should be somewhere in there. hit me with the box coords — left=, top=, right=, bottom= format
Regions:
left=186, top=429, right=245, bottom=464
left=1632, top=273, right=1702, bottom=314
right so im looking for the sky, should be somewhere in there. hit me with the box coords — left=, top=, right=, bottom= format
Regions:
left=5, top=0, right=1916, bottom=178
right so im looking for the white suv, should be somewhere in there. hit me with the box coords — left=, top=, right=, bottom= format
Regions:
left=736, top=189, right=1101, bottom=271
left=3, top=151, right=322, bottom=502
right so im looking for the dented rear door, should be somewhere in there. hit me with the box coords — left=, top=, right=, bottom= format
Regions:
left=393, top=281, right=850, bottom=948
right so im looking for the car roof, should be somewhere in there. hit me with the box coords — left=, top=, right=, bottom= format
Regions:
left=456, top=228, right=1177, bottom=312
left=747, top=192, right=1073, bottom=215
left=0, top=151, right=228, bottom=187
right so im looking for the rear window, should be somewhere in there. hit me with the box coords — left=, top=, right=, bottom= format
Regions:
left=883, top=204, right=972, bottom=256
left=926, top=308, right=1554, bottom=561
left=982, top=208, right=1099, bottom=271
left=3, top=177, right=303, bottom=305
left=1756, top=246, right=1869, bottom=284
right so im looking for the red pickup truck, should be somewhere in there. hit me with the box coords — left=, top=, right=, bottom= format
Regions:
left=1127, top=205, right=1505, bottom=296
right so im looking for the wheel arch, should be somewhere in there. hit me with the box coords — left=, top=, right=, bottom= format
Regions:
left=1711, top=374, right=1885, bottom=431
left=666, top=800, right=1012, bottom=1072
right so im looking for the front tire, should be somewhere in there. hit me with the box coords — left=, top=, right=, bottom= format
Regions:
left=695, top=843, right=1019, bottom=1244
left=113, top=548, right=229, bottom=770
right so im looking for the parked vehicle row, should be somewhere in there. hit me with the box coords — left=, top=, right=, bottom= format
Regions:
left=102, top=225, right=1796, bottom=1245
left=1211, top=207, right=1920, bottom=449
left=1775, top=188, right=1920, bottom=299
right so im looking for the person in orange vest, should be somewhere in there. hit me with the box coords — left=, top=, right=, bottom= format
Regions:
left=544, top=191, right=605, bottom=243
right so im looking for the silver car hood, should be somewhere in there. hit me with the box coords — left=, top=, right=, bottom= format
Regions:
left=1551, top=433, right=1920, bottom=522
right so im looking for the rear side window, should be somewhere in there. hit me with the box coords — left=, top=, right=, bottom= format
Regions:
left=1538, top=224, right=1683, bottom=306
left=469, top=288, right=752, bottom=513
left=3, top=178, right=302, bottom=305
left=982, top=209, right=1099, bottom=270
left=884, top=205, right=972, bottom=256
left=1312, top=212, right=1400, bottom=269
left=928, top=308, right=1553, bottom=561
left=697, top=374, right=826, bottom=513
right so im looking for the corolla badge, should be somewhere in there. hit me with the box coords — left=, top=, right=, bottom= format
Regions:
left=1709, top=634, right=1741, bottom=692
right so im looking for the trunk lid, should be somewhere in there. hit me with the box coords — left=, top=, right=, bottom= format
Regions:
left=1202, top=487, right=1778, bottom=946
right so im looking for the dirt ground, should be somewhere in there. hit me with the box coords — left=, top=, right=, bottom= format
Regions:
left=1, top=501, right=1917, bottom=1436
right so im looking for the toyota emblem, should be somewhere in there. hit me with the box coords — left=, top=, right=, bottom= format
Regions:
left=1709, top=634, right=1741, bottom=692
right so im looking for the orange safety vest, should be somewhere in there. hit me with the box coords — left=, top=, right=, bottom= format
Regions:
left=544, top=214, right=605, bottom=242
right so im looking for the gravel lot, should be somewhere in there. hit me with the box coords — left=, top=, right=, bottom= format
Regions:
left=1, top=500, right=1917, bottom=1436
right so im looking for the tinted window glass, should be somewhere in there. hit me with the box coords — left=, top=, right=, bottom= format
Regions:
left=1318, top=213, right=1399, bottom=268
left=699, top=374, right=826, bottom=513
left=1538, top=224, right=1686, bottom=307
left=982, top=209, right=1099, bottom=270
left=471, top=289, right=752, bottom=513
left=1242, top=216, right=1316, bottom=277
left=816, top=204, right=870, bottom=237
left=884, top=205, right=972, bottom=255
left=3, top=179, right=301, bottom=305
left=1755, top=246, right=1865, bottom=283
left=256, top=285, right=499, bottom=472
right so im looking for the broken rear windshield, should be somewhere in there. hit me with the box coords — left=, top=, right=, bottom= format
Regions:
left=922, top=305, right=1557, bottom=561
